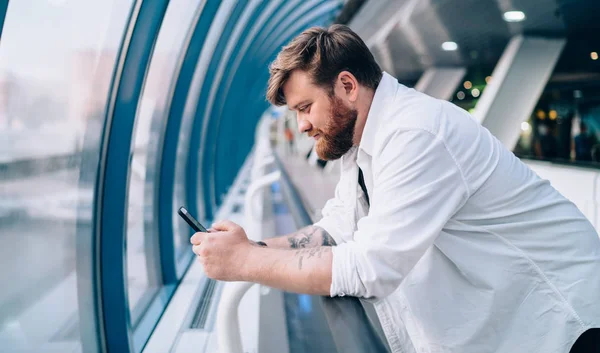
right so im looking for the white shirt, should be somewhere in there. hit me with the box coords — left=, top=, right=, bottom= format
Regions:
left=315, top=72, right=600, bottom=353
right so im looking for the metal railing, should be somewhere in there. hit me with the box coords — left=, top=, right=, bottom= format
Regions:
left=216, top=119, right=281, bottom=353
left=272, top=152, right=390, bottom=353
left=216, top=115, right=389, bottom=353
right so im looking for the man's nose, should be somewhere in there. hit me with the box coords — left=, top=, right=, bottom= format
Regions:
left=298, top=118, right=312, bottom=134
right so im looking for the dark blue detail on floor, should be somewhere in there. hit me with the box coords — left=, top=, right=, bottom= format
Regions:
left=284, top=292, right=338, bottom=353
left=273, top=202, right=290, bottom=215
left=270, top=182, right=338, bottom=353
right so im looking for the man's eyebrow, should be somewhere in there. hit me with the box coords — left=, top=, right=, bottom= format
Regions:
left=291, top=100, right=310, bottom=111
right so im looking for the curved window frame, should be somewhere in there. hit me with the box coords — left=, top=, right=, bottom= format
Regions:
left=0, top=1, right=7, bottom=38
left=94, top=1, right=170, bottom=352
left=202, top=0, right=289, bottom=205
left=219, top=1, right=343, bottom=191
left=157, top=0, right=223, bottom=281
left=184, top=0, right=249, bottom=221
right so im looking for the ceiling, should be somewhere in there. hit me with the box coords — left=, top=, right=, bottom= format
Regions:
left=349, top=0, right=600, bottom=83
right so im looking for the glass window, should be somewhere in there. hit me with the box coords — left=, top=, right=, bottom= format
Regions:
left=126, top=0, right=204, bottom=325
left=172, top=1, right=237, bottom=249
left=450, top=66, right=495, bottom=114
left=0, top=1, right=133, bottom=352
left=514, top=35, right=600, bottom=166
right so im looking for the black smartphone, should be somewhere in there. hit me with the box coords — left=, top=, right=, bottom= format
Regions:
left=178, top=206, right=208, bottom=233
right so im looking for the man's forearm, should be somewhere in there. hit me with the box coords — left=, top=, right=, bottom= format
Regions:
left=241, top=245, right=333, bottom=296
left=263, top=225, right=337, bottom=249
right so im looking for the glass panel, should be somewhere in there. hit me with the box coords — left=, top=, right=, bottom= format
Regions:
left=514, top=35, right=600, bottom=166
left=126, top=0, right=204, bottom=324
left=0, top=1, right=133, bottom=352
left=449, top=66, right=495, bottom=114
left=173, top=1, right=237, bottom=249
left=173, top=87, right=196, bottom=250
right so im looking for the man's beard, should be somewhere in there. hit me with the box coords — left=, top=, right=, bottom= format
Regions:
left=314, top=95, right=358, bottom=161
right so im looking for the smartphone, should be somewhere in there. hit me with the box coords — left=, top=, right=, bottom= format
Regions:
left=178, top=206, right=208, bottom=233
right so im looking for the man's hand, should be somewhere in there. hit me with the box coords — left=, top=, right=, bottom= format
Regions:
left=190, top=220, right=252, bottom=281
left=191, top=220, right=333, bottom=295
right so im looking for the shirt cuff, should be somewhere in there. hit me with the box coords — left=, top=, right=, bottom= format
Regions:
left=313, top=216, right=346, bottom=246
left=330, top=241, right=366, bottom=298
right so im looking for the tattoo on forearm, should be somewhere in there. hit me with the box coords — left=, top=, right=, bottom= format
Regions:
left=321, top=232, right=336, bottom=246
left=287, top=226, right=318, bottom=248
left=287, top=226, right=337, bottom=249
left=294, top=247, right=331, bottom=270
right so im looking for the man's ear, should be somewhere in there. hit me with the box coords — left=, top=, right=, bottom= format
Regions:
left=338, top=71, right=359, bottom=102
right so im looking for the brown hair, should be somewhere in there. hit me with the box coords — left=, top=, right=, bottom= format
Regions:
left=266, top=24, right=382, bottom=106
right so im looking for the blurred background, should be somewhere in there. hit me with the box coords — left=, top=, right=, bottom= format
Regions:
left=0, top=1, right=598, bottom=352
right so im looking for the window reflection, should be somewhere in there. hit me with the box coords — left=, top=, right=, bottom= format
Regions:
left=450, top=67, right=494, bottom=115
left=515, top=36, right=600, bottom=166
left=0, top=1, right=133, bottom=351
left=126, top=0, right=204, bottom=325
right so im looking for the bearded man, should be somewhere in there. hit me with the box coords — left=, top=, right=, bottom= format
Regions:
left=191, top=24, right=600, bottom=353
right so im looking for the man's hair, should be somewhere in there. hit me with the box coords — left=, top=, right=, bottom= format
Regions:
left=266, top=24, right=382, bottom=106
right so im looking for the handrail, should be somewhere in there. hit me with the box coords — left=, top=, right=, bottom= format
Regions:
left=270, top=154, right=313, bottom=229
left=517, top=154, right=600, bottom=171
left=215, top=281, right=254, bottom=353
left=216, top=144, right=280, bottom=353
left=244, top=170, right=281, bottom=228
left=215, top=112, right=390, bottom=352
left=272, top=153, right=390, bottom=353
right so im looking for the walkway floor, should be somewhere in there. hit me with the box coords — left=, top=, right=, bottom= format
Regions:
left=270, top=163, right=339, bottom=353
left=277, top=148, right=339, bottom=222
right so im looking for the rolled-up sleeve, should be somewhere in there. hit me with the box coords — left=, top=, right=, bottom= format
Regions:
left=330, top=129, right=470, bottom=299
left=313, top=178, right=355, bottom=246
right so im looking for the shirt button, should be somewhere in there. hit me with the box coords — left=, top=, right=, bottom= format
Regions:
left=339, top=292, right=346, bottom=297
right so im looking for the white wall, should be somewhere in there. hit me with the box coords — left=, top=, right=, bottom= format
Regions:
left=525, top=160, right=600, bottom=232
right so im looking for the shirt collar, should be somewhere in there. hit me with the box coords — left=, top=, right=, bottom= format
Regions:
left=358, top=72, right=400, bottom=156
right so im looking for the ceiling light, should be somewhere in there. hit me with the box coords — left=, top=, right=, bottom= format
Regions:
left=549, top=110, right=558, bottom=120
left=464, top=81, right=472, bottom=89
left=503, top=11, right=526, bottom=22
left=442, top=41, right=458, bottom=51
left=592, top=52, right=598, bottom=60
left=472, top=88, right=480, bottom=98
left=485, top=76, right=492, bottom=84
left=521, top=122, right=531, bottom=132
left=457, top=91, right=465, bottom=100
